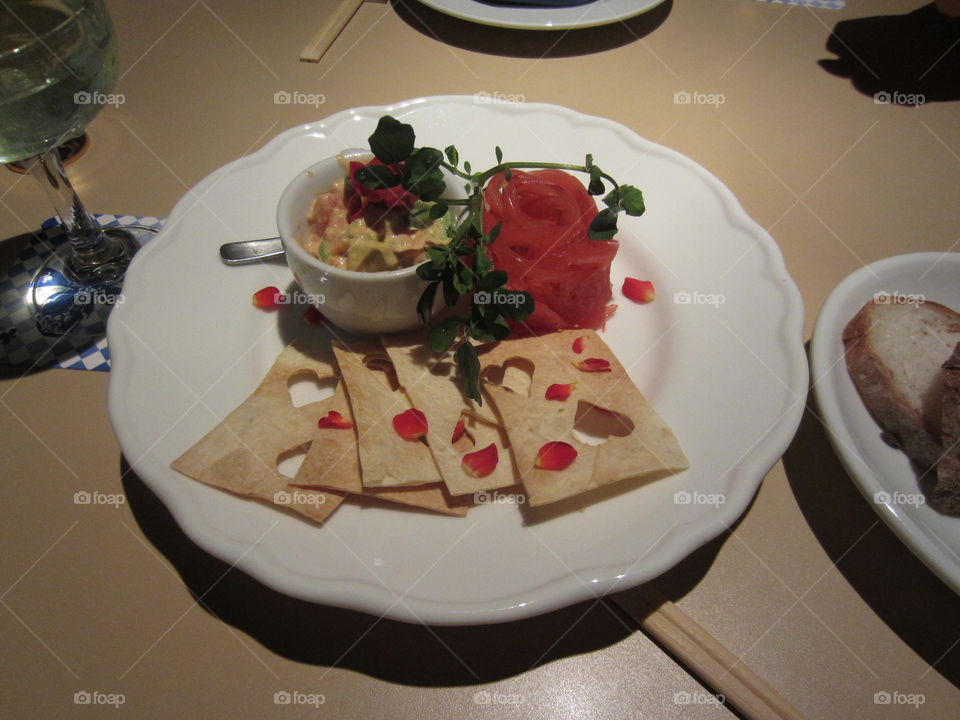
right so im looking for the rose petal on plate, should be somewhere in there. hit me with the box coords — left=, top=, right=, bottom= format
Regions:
left=535, top=441, right=578, bottom=471
left=572, top=336, right=586, bottom=354
left=317, top=410, right=353, bottom=429
left=572, top=358, right=611, bottom=373
left=393, top=408, right=428, bottom=440
left=252, top=286, right=283, bottom=309
left=451, top=418, right=466, bottom=443
left=462, top=443, right=499, bottom=478
left=545, top=382, right=576, bottom=401
left=623, top=278, right=655, bottom=304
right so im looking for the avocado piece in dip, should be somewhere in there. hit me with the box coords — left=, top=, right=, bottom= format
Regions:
left=303, top=179, right=451, bottom=272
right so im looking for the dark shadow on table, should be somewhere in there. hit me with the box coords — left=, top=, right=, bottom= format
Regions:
left=391, top=0, right=671, bottom=59
left=820, top=3, right=960, bottom=104
left=782, top=349, right=960, bottom=688
left=121, top=452, right=733, bottom=686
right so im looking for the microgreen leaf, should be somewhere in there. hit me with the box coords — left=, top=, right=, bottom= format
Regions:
left=618, top=185, right=645, bottom=216
left=455, top=341, right=482, bottom=404
left=588, top=207, right=619, bottom=240
left=403, top=147, right=446, bottom=201
left=417, top=281, right=439, bottom=325
left=428, top=316, right=464, bottom=353
left=445, top=145, right=459, bottom=166
left=355, top=165, right=403, bottom=189
left=495, top=146, right=503, bottom=164
left=478, top=269, right=508, bottom=291
left=368, top=116, right=415, bottom=165
left=428, top=201, right=449, bottom=220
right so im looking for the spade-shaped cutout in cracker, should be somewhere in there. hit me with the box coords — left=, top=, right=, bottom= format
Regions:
left=381, top=332, right=516, bottom=496
left=480, top=330, right=689, bottom=507
left=170, top=342, right=343, bottom=523
left=332, top=339, right=443, bottom=488
left=293, top=383, right=469, bottom=516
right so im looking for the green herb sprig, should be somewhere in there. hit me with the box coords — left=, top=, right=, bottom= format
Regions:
left=355, top=115, right=646, bottom=403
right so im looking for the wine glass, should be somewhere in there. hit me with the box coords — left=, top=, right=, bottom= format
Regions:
left=0, top=0, right=144, bottom=339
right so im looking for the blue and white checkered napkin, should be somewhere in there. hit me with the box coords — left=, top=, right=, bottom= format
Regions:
left=0, top=214, right=163, bottom=372
left=754, top=0, right=845, bottom=8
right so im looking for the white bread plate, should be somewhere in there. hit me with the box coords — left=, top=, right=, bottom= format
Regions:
left=811, top=252, right=960, bottom=594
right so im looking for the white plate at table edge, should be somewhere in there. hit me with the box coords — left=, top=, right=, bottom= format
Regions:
left=811, top=252, right=960, bottom=595
left=414, top=0, right=666, bottom=30
left=108, top=96, right=808, bottom=624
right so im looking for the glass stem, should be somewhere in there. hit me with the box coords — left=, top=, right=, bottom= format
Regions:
left=26, top=146, right=119, bottom=276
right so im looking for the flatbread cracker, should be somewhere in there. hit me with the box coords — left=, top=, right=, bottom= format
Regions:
left=480, top=329, right=689, bottom=507
left=294, top=385, right=469, bottom=516
left=170, top=341, right=343, bottom=523
left=381, top=332, right=515, bottom=496
left=332, top=339, right=443, bottom=488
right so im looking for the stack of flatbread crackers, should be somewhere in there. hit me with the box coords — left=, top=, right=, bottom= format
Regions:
left=171, top=329, right=689, bottom=522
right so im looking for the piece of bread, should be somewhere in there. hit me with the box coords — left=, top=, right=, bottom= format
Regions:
left=843, top=299, right=960, bottom=471
left=935, top=344, right=960, bottom=515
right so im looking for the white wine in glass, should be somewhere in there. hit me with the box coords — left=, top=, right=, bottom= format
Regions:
left=0, top=0, right=145, bottom=338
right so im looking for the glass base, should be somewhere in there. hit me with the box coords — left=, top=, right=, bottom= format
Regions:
left=30, top=227, right=139, bottom=337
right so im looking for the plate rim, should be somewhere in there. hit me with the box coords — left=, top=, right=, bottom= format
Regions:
left=810, top=251, right=960, bottom=595
left=413, top=0, right=667, bottom=30
left=108, top=95, right=808, bottom=624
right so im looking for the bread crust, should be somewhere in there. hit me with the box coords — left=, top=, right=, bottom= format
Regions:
left=842, top=302, right=943, bottom=469
left=935, top=347, right=960, bottom=515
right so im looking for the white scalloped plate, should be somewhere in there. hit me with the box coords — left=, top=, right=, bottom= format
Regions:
left=108, top=97, right=807, bottom=624
left=414, top=0, right=666, bottom=30
left=811, top=253, right=960, bottom=595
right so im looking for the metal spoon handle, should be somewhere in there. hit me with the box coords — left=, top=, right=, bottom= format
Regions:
left=219, top=237, right=285, bottom=264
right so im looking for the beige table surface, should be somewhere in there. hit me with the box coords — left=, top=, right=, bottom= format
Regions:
left=2, top=0, right=959, bottom=718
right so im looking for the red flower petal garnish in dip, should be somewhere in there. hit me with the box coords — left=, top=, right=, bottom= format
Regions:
left=451, top=418, right=466, bottom=443
left=393, top=408, right=428, bottom=440
left=252, top=286, right=283, bottom=309
left=573, top=358, right=612, bottom=373
left=623, top=278, right=655, bottom=304
left=535, top=441, right=578, bottom=471
left=572, top=336, right=586, bottom=354
left=317, top=411, right=353, bottom=429
left=462, top=443, right=499, bottom=478
left=545, top=383, right=576, bottom=401
left=347, top=159, right=418, bottom=222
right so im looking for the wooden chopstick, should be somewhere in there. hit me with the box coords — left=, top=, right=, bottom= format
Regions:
left=300, top=0, right=367, bottom=63
left=611, top=585, right=808, bottom=720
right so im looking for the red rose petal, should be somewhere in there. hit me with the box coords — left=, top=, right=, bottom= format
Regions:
left=303, top=306, right=325, bottom=324
left=393, top=408, right=428, bottom=440
left=462, top=443, right=499, bottom=478
left=572, top=336, right=586, bottom=354
left=252, top=286, right=283, bottom=309
left=573, top=358, right=611, bottom=373
left=535, top=441, right=578, bottom=471
left=545, top=382, right=576, bottom=401
left=623, top=278, right=655, bottom=304
left=317, top=410, right=353, bottom=429
left=451, top=418, right=466, bottom=443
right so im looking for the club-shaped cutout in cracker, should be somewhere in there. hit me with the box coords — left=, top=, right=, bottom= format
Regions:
left=332, top=339, right=444, bottom=488
left=480, top=330, right=689, bottom=507
left=381, top=332, right=516, bottom=496
left=293, top=383, right=469, bottom=516
left=170, top=342, right=343, bottom=523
